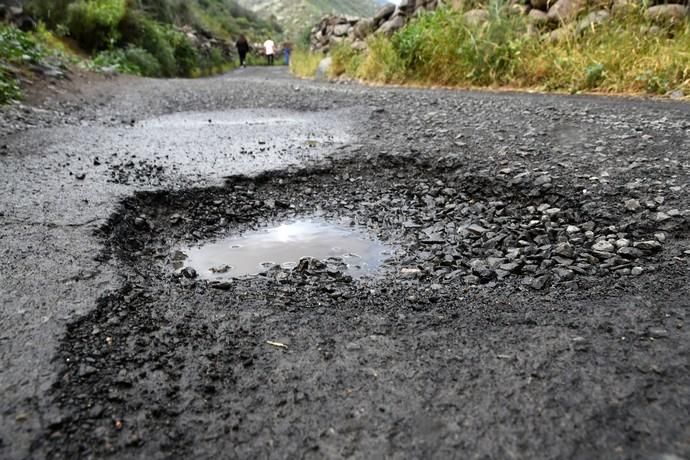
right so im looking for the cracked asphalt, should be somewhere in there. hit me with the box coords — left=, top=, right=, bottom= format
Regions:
left=1, top=67, right=689, bottom=459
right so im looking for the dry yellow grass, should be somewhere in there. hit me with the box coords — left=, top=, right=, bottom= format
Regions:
left=292, top=4, right=690, bottom=98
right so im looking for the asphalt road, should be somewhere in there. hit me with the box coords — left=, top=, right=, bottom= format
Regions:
left=1, top=67, right=688, bottom=459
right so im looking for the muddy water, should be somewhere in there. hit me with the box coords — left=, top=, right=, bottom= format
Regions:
left=177, top=220, right=392, bottom=280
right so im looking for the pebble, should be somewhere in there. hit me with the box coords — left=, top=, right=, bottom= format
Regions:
left=572, top=336, right=589, bottom=351
left=624, top=199, right=641, bottom=212
left=592, top=241, right=615, bottom=253
left=634, top=241, right=662, bottom=251
left=648, top=327, right=668, bottom=339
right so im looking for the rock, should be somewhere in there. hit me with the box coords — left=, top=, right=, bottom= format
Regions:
left=528, top=9, right=551, bottom=26
left=463, top=274, right=479, bottom=284
left=566, top=225, right=581, bottom=234
left=530, top=0, right=551, bottom=12
left=467, top=223, right=488, bottom=235
left=374, top=3, right=397, bottom=23
left=181, top=267, right=197, bottom=279
left=555, top=242, right=574, bottom=258
left=353, top=18, right=375, bottom=40
left=547, top=0, right=586, bottom=23
left=654, top=212, right=671, bottom=222
left=624, top=199, right=641, bottom=212
left=571, top=336, right=589, bottom=351
left=618, top=246, right=643, bottom=259
left=630, top=266, right=643, bottom=276
left=645, top=4, right=688, bottom=25
left=592, top=241, right=615, bottom=253
left=171, top=250, right=187, bottom=261
left=614, top=239, right=630, bottom=248
left=633, top=240, right=662, bottom=251
left=210, top=282, right=232, bottom=290
left=553, top=267, right=575, bottom=281
left=463, top=9, right=490, bottom=27
left=648, top=327, right=668, bottom=338
left=577, top=10, right=610, bottom=34
left=377, top=14, right=406, bottom=35
left=333, top=24, right=351, bottom=37
left=401, top=267, right=422, bottom=279
left=499, top=262, right=520, bottom=273
left=530, top=275, right=551, bottom=290
left=315, top=57, right=332, bottom=81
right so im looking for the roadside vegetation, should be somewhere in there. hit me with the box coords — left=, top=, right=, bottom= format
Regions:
left=0, top=23, right=68, bottom=104
left=289, top=48, right=322, bottom=78
left=1, top=0, right=284, bottom=103
left=293, top=1, right=690, bottom=97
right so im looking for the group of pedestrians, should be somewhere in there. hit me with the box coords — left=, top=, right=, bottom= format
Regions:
left=235, top=35, right=291, bottom=68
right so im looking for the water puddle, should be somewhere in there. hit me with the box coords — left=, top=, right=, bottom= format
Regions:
left=174, top=219, right=392, bottom=280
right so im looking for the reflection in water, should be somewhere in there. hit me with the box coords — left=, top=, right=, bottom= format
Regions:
left=176, top=220, right=392, bottom=280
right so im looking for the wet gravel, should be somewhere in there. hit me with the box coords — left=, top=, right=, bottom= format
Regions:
left=1, top=67, right=689, bottom=459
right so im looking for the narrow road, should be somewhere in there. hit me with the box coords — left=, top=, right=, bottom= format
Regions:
left=1, top=67, right=688, bottom=459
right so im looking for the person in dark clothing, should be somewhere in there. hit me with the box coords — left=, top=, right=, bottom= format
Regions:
left=236, top=35, right=250, bottom=68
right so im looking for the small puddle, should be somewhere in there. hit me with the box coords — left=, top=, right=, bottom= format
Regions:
left=175, top=220, right=392, bottom=280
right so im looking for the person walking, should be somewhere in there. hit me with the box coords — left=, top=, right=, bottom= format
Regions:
left=236, top=34, right=250, bottom=68
left=263, top=38, right=275, bottom=66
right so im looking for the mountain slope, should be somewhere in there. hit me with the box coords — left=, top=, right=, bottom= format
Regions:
left=236, top=0, right=379, bottom=36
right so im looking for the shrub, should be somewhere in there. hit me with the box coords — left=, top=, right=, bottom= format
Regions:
left=0, top=24, right=45, bottom=62
left=319, top=2, right=690, bottom=97
left=0, top=65, right=21, bottom=104
left=118, top=10, right=176, bottom=76
left=66, top=0, right=127, bottom=50
left=166, top=29, right=199, bottom=77
left=290, top=48, right=323, bottom=78
left=27, top=0, right=74, bottom=28
left=91, top=46, right=163, bottom=76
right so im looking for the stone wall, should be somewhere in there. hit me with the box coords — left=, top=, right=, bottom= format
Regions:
left=310, top=0, right=689, bottom=53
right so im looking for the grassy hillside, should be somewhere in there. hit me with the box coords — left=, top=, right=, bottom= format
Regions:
left=29, top=0, right=281, bottom=42
left=1, top=0, right=285, bottom=104
left=237, top=0, right=378, bottom=36
left=20, top=0, right=283, bottom=77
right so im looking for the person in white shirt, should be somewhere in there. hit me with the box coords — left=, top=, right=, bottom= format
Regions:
left=263, top=39, right=275, bottom=66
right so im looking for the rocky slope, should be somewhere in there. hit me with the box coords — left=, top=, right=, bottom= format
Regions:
left=236, top=0, right=379, bottom=36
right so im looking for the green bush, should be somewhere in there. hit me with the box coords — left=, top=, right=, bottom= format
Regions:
left=66, top=0, right=127, bottom=50
left=118, top=10, right=176, bottom=76
left=91, top=46, right=163, bottom=76
left=166, top=29, right=199, bottom=77
left=0, top=24, right=49, bottom=104
left=27, top=0, right=74, bottom=28
left=0, top=24, right=45, bottom=62
left=0, top=65, right=21, bottom=104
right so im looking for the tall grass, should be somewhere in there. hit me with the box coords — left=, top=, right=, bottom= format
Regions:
left=319, top=2, right=690, bottom=96
left=290, top=48, right=323, bottom=78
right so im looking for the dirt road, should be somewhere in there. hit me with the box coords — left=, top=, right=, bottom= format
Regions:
left=1, top=67, right=688, bottom=459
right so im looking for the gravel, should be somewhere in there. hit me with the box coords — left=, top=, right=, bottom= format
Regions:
left=1, top=67, right=689, bottom=460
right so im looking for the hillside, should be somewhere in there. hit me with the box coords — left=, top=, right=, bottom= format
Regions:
left=236, top=0, right=379, bottom=36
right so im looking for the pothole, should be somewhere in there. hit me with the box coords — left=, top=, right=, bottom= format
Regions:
left=173, top=219, right=394, bottom=280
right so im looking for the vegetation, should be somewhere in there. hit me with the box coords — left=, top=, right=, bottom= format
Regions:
left=293, top=2, right=690, bottom=97
left=290, top=48, right=323, bottom=78
left=0, top=24, right=48, bottom=103
left=20, top=0, right=283, bottom=78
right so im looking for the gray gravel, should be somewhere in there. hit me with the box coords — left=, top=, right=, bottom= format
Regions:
left=1, top=66, right=689, bottom=459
